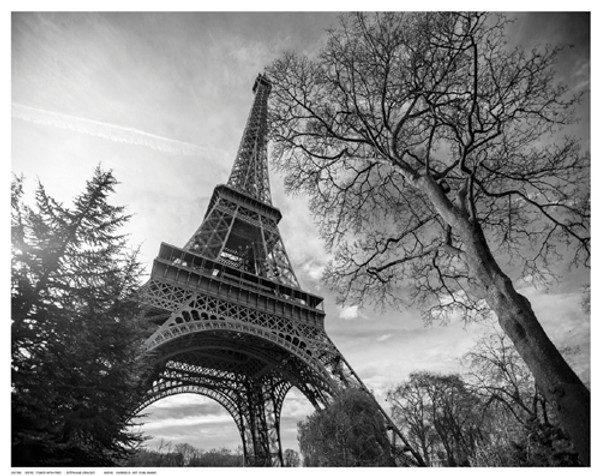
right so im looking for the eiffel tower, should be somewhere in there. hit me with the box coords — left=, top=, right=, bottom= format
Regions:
left=136, top=74, right=405, bottom=467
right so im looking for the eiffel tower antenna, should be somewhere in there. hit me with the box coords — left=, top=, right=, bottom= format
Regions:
left=136, top=74, right=408, bottom=467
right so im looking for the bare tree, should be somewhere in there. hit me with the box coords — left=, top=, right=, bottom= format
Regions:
left=463, top=330, right=580, bottom=465
left=387, top=372, right=488, bottom=466
left=173, top=443, right=201, bottom=466
left=267, top=12, right=589, bottom=464
left=464, top=330, right=547, bottom=425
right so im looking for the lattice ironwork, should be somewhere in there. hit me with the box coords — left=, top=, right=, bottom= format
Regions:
left=227, top=73, right=272, bottom=204
left=135, top=74, right=407, bottom=467
left=183, top=186, right=299, bottom=288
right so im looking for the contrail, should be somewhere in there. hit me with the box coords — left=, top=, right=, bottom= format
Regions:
left=12, top=103, right=221, bottom=157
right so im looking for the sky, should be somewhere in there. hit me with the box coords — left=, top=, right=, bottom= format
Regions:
left=10, top=7, right=592, bottom=461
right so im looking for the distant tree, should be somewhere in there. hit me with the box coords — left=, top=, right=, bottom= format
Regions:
left=174, top=442, right=201, bottom=466
left=11, top=169, right=151, bottom=466
left=463, top=330, right=580, bottom=466
left=387, top=372, right=488, bottom=466
left=125, top=443, right=243, bottom=467
left=298, top=388, right=394, bottom=467
left=188, top=447, right=243, bottom=467
left=283, top=448, right=301, bottom=467
left=267, top=12, right=589, bottom=463
left=125, top=448, right=184, bottom=467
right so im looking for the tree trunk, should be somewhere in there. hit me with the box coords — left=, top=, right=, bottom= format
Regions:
left=418, top=174, right=590, bottom=465
left=462, top=220, right=590, bottom=466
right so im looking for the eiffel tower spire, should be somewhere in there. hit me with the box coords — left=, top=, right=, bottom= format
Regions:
left=227, top=73, right=273, bottom=204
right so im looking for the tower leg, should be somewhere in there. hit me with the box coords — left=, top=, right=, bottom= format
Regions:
left=238, top=377, right=288, bottom=467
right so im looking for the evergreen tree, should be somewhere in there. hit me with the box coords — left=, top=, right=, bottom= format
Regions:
left=11, top=168, right=150, bottom=466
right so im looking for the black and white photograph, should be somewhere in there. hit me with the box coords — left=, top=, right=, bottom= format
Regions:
left=9, top=3, right=592, bottom=472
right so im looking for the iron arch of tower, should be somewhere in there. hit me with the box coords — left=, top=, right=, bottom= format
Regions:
left=135, top=74, right=409, bottom=467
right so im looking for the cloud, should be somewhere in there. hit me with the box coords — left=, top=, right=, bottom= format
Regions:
left=281, top=388, right=315, bottom=418
left=133, top=394, right=242, bottom=450
left=338, top=305, right=364, bottom=320
left=377, top=333, right=393, bottom=342
left=141, top=414, right=231, bottom=431
left=133, top=387, right=315, bottom=453
left=300, top=259, right=326, bottom=282
left=12, top=103, right=221, bottom=157
left=141, top=419, right=241, bottom=450
left=574, top=60, right=590, bottom=80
